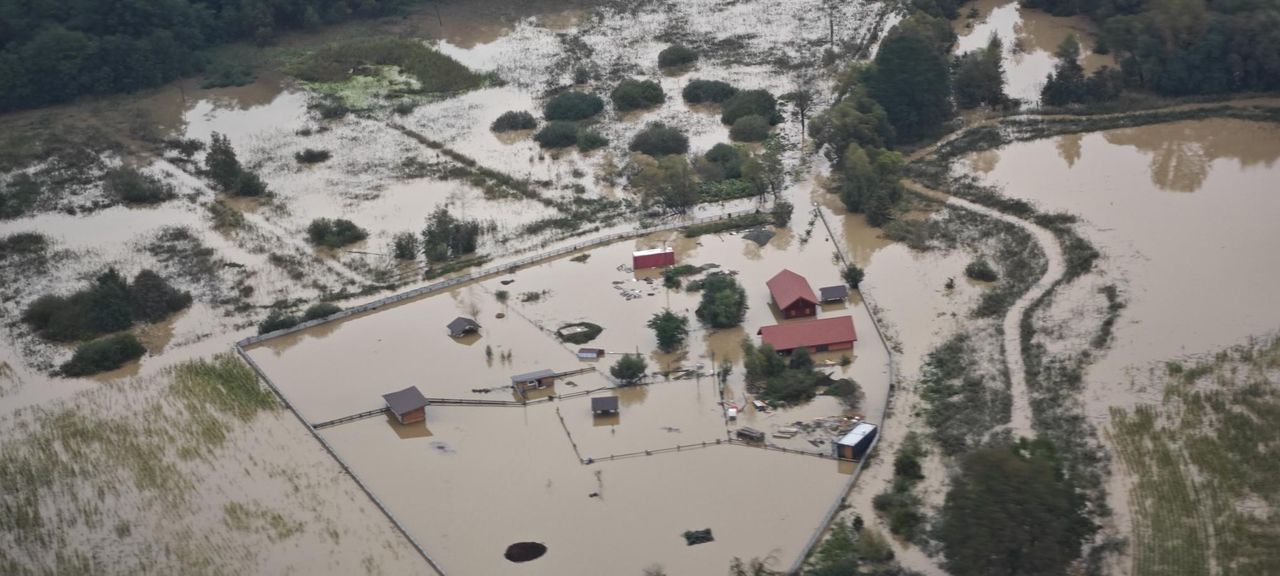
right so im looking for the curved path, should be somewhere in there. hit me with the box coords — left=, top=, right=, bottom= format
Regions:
left=902, top=179, right=1064, bottom=438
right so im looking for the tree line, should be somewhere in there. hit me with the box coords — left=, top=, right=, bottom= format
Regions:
left=0, top=0, right=411, bottom=112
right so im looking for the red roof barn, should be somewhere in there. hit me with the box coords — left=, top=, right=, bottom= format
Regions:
left=633, top=247, right=676, bottom=270
left=758, top=316, right=857, bottom=354
left=767, top=269, right=818, bottom=318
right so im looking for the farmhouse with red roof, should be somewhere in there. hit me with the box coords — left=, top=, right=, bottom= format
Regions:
left=767, top=269, right=818, bottom=318
left=758, top=316, right=857, bottom=354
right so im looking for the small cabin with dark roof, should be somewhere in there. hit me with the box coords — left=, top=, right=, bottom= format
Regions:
left=511, top=368, right=557, bottom=392
left=592, top=396, right=619, bottom=415
left=819, top=285, right=849, bottom=303
left=447, top=317, right=480, bottom=338
left=767, top=269, right=818, bottom=318
left=382, top=386, right=428, bottom=425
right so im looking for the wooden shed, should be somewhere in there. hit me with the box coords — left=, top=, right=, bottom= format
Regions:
left=577, top=348, right=605, bottom=360
left=833, top=422, right=877, bottom=460
left=767, top=269, right=818, bottom=318
left=591, top=396, right=619, bottom=415
left=447, top=316, right=480, bottom=338
left=511, top=369, right=557, bottom=392
left=632, top=247, right=675, bottom=270
left=382, top=386, right=428, bottom=425
left=819, top=285, right=849, bottom=303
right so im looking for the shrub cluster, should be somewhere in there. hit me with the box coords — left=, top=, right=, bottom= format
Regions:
left=965, top=259, right=999, bottom=282
left=576, top=129, right=609, bottom=152
left=658, top=44, right=697, bottom=68
left=306, top=218, right=368, bottom=248
left=294, top=148, right=332, bottom=164
left=61, top=333, right=147, bottom=377
left=491, top=110, right=538, bottom=132
left=720, top=89, right=781, bottom=125
left=682, top=79, right=738, bottom=104
left=694, top=272, right=747, bottom=328
left=23, top=268, right=191, bottom=342
left=729, top=114, right=771, bottom=142
left=205, top=132, right=269, bottom=197
left=421, top=207, right=482, bottom=262
left=611, top=79, right=665, bottom=111
left=629, top=122, right=689, bottom=156
left=103, top=166, right=175, bottom=204
left=534, top=121, right=580, bottom=148
left=544, top=91, right=604, bottom=121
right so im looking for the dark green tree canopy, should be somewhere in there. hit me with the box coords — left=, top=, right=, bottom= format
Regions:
left=544, top=90, right=605, bottom=121
left=695, top=273, right=748, bottom=328
left=867, top=28, right=952, bottom=143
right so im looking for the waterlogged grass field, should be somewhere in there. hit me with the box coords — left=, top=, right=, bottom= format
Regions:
left=1108, top=337, right=1280, bottom=576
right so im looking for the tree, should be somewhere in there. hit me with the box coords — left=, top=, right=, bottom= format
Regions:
left=632, top=155, right=698, bottom=212
left=868, top=27, right=952, bottom=142
left=843, top=264, right=865, bottom=289
left=491, top=110, right=537, bottom=132
left=658, top=44, right=697, bottom=68
left=940, top=441, right=1096, bottom=576
left=720, top=89, right=781, bottom=125
left=534, top=121, right=580, bottom=148
left=129, top=269, right=192, bottom=323
left=205, top=132, right=242, bottom=192
left=611, top=79, right=665, bottom=111
left=610, top=353, right=648, bottom=385
left=543, top=90, right=604, bottom=120
left=86, top=268, right=134, bottom=335
left=629, top=123, right=689, bottom=156
left=392, top=232, right=419, bottom=260
left=780, top=87, right=815, bottom=136
left=60, top=334, right=147, bottom=377
left=695, top=273, right=748, bottom=328
left=647, top=310, right=689, bottom=352
left=771, top=200, right=794, bottom=227
left=421, top=207, right=482, bottom=261
left=1041, top=34, right=1088, bottom=106
left=954, top=33, right=1007, bottom=109
left=682, top=79, right=737, bottom=104
left=729, top=114, right=771, bottom=142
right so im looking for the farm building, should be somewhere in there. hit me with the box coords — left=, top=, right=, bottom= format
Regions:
left=591, top=396, right=619, bottom=415
left=382, top=386, right=429, bottom=425
left=447, top=316, right=480, bottom=338
left=767, top=269, right=818, bottom=318
left=736, top=427, right=766, bottom=442
left=632, top=247, right=676, bottom=270
left=511, top=369, right=557, bottom=392
left=758, top=316, right=857, bottom=354
left=819, top=285, right=849, bottom=303
left=833, top=422, right=877, bottom=460
left=577, top=348, right=605, bottom=360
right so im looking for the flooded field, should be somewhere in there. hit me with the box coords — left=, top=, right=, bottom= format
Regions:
left=954, top=0, right=1113, bottom=104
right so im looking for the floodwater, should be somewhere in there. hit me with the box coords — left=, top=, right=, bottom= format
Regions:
left=954, top=0, right=1114, bottom=104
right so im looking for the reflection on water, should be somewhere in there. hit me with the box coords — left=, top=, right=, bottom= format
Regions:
left=1101, top=120, right=1280, bottom=192
left=954, top=0, right=1113, bottom=104
left=1055, top=133, right=1082, bottom=168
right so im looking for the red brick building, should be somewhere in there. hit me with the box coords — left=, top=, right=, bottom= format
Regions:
left=767, top=269, right=818, bottom=318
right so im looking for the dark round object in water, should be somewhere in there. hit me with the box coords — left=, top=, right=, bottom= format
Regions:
left=504, top=542, right=547, bottom=563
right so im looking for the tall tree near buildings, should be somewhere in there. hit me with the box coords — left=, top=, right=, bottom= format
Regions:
left=1041, top=35, right=1088, bottom=106
left=868, top=28, right=953, bottom=143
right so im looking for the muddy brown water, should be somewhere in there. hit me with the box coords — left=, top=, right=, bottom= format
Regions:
left=954, top=0, right=1114, bottom=105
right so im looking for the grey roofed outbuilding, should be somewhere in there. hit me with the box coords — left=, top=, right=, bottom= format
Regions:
left=819, top=285, right=849, bottom=302
left=447, top=316, right=480, bottom=336
left=382, top=386, right=428, bottom=417
left=511, top=369, right=557, bottom=383
left=591, top=396, right=619, bottom=413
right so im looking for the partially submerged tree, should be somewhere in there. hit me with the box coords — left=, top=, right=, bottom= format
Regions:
left=647, top=309, right=689, bottom=352
left=421, top=207, right=482, bottom=262
left=695, top=273, right=748, bottom=328
left=610, top=353, right=648, bottom=385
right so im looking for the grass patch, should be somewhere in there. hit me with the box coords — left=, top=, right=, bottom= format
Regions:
left=289, top=38, right=484, bottom=95
left=682, top=213, right=769, bottom=237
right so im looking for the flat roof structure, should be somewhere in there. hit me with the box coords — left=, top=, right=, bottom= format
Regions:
left=758, top=316, right=857, bottom=353
left=819, top=285, right=849, bottom=302
left=836, top=422, right=877, bottom=448
left=591, top=396, right=620, bottom=413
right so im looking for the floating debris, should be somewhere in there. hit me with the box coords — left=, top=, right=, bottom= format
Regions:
left=682, top=529, right=714, bottom=546
left=504, top=542, right=547, bottom=563
left=742, top=227, right=775, bottom=246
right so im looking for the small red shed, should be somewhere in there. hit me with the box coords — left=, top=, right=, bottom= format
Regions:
left=633, top=247, right=675, bottom=270
left=767, top=269, right=818, bottom=318
left=758, top=316, right=857, bottom=354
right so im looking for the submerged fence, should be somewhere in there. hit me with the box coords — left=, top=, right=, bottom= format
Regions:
left=237, top=208, right=758, bottom=349
left=785, top=207, right=900, bottom=575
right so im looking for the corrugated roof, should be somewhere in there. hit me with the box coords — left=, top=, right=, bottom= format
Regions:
left=447, top=316, right=480, bottom=332
left=511, top=368, right=557, bottom=383
left=592, top=396, right=619, bottom=411
left=819, top=285, right=849, bottom=301
left=757, top=316, right=857, bottom=351
left=382, top=386, right=428, bottom=416
left=836, top=422, right=877, bottom=447
left=767, top=269, right=818, bottom=310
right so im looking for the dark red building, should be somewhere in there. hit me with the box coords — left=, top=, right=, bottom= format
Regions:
left=767, top=269, right=818, bottom=318
left=758, top=316, right=857, bottom=354
left=632, top=247, right=675, bottom=270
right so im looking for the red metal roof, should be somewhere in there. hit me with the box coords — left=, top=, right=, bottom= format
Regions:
left=767, top=269, right=818, bottom=310
left=757, top=316, right=857, bottom=351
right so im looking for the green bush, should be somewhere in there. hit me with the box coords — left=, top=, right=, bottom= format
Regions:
left=610, top=353, right=648, bottom=385
left=60, top=333, right=146, bottom=377
left=392, top=231, right=419, bottom=260
left=704, top=143, right=743, bottom=178
left=491, top=110, right=537, bottom=132
left=658, top=44, right=697, bottom=68
left=294, top=148, right=331, bottom=164
left=729, top=114, right=771, bottom=142
left=720, top=89, right=781, bottom=125
left=576, top=129, right=609, bottom=152
left=682, top=79, right=738, bottom=104
left=306, top=218, right=368, bottom=248
left=629, top=122, right=689, bottom=156
left=421, top=207, right=483, bottom=262
left=534, top=121, right=580, bottom=148
left=771, top=200, right=794, bottom=227
left=258, top=309, right=300, bottom=334
left=648, top=309, right=690, bottom=352
left=695, top=272, right=748, bottom=328
left=544, top=91, right=604, bottom=121
left=103, top=166, right=174, bottom=204
left=964, top=259, right=998, bottom=282
left=22, top=268, right=190, bottom=342
left=843, top=264, right=865, bottom=289
left=302, top=302, right=341, bottom=321
left=0, top=232, right=46, bottom=260
left=611, top=79, right=665, bottom=111
left=205, top=132, right=270, bottom=197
